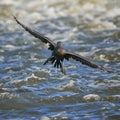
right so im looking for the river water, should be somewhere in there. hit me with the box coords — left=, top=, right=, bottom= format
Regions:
left=0, top=0, right=120, bottom=120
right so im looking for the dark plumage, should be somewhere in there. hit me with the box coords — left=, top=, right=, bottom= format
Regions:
left=13, top=16, right=112, bottom=75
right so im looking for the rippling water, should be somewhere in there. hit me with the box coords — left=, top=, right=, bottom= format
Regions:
left=0, top=0, right=120, bottom=120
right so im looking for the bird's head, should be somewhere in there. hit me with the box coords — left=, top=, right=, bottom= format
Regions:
left=57, top=41, right=62, bottom=48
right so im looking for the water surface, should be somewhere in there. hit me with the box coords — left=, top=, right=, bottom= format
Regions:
left=0, top=0, right=120, bottom=120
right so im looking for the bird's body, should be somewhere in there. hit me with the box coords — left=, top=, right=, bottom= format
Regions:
left=13, top=16, right=112, bottom=74
left=43, top=42, right=66, bottom=74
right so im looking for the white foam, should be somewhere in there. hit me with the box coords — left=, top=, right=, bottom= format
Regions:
left=58, top=80, right=75, bottom=91
left=0, top=92, right=19, bottom=99
left=10, top=73, right=44, bottom=85
left=40, top=116, right=50, bottom=120
left=83, top=94, right=101, bottom=101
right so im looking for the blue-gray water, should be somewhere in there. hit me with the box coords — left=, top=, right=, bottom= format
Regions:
left=0, top=0, right=120, bottom=120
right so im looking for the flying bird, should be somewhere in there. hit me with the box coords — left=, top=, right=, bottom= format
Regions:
left=13, top=16, right=112, bottom=75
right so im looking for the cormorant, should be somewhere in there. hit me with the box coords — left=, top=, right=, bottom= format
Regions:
left=13, top=16, right=112, bottom=75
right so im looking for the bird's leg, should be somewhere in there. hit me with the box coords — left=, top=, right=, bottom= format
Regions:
left=59, top=61, right=66, bottom=75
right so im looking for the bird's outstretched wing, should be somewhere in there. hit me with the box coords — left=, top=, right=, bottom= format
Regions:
left=64, top=51, right=112, bottom=73
left=13, top=16, right=56, bottom=50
